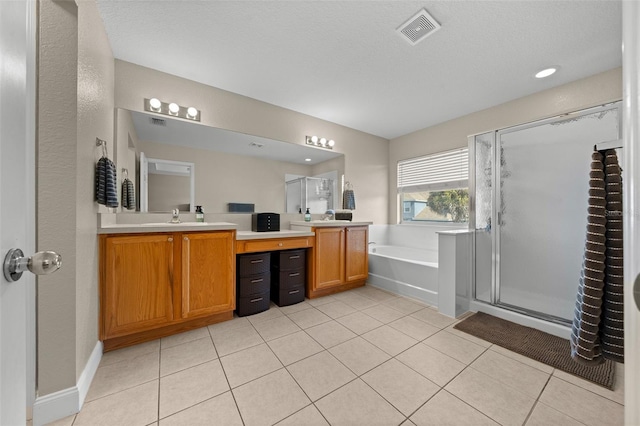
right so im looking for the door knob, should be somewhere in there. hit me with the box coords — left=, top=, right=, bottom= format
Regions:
left=3, top=248, right=62, bottom=282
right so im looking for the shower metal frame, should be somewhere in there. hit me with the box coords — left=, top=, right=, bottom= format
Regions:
left=469, top=101, right=622, bottom=325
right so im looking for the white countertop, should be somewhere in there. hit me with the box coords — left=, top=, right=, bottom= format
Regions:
left=98, top=222, right=238, bottom=234
left=236, top=230, right=315, bottom=240
left=290, top=220, right=373, bottom=228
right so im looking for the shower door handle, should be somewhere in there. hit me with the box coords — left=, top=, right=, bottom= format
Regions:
left=634, top=274, right=640, bottom=312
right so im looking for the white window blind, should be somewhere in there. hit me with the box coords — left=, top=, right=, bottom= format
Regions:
left=397, top=148, right=469, bottom=193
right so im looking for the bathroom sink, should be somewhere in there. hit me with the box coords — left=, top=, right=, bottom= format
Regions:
left=140, top=222, right=211, bottom=226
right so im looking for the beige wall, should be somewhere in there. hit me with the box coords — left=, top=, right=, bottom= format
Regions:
left=139, top=139, right=314, bottom=213
left=114, top=61, right=390, bottom=223
left=37, top=0, right=115, bottom=395
left=388, top=67, right=623, bottom=224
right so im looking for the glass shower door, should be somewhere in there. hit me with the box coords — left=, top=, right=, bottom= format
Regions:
left=495, top=106, right=620, bottom=322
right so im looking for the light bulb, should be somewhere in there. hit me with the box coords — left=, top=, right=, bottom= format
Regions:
left=535, top=67, right=557, bottom=79
left=311, top=136, right=318, bottom=144
left=305, top=158, right=312, bottom=162
left=187, top=107, right=198, bottom=119
left=320, top=138, right=327, bottom=146
left=327, top=139, right=335, bottom=147
left=168, top=103, right=180, bottom=115
left=149, top=98, right=161, bottom=111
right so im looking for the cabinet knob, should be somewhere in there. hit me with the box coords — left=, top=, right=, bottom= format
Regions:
left=167, top=237, right=173, bottom=242
left=184, top=237, right=189, bottom=241
left=278, top=243, right=283, bottom=247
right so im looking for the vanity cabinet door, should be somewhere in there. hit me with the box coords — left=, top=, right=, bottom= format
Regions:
left=345, top=226, right=368, bottom=283
left=314, top=227, right=345, bottom=289
left=103, top=234, right=175, bottom=338
left=181, top=231, right=235, bottom=319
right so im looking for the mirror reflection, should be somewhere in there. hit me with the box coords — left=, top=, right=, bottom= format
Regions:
left=114, top=109, right=345, bottom=214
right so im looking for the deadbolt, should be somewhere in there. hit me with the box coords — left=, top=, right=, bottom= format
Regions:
left=3, top=248, right=62, bottom=282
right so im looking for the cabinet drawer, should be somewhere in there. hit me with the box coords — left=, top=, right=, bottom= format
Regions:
left=273, top=268, right=305, bottom=288
left=237, top=252, right=270, bottom=276
left=271, top=284, right=305, bottom=307
left=236, top=237, right=312, bottom=254
left=237, top=291, right=270, bottom=317
left=272, top=249, right=306, bottom=271
left=237, top=272, right=271, bottom=297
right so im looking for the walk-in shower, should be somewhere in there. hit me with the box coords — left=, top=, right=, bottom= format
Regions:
left=469, top=102, right=622, bottom=337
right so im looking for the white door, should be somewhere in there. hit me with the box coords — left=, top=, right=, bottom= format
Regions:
left=623, top=2, right=640, bottom=424
left=0, top=0, right=37, bottom=424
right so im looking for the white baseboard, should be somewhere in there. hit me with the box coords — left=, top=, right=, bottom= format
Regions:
left=33, top=341, right=102, bottom=426
left=368, top=274, right=438, bottom=306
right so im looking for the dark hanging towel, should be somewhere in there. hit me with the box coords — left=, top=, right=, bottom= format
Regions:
left=570, top=149, right=624, bottom=365
left=343, top=182, right=356, bottom=210
left=121, top=178, right=136, bottom=210
left=95, top=156, right=119, bottom=208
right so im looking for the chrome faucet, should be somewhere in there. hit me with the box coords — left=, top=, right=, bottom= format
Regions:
left=368, top=241, right=377, bottom=245
left=170, top=208, right=181, bottom=223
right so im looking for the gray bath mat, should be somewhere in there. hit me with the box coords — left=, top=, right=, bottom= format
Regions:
left=454, top=312, right=616, bottom=389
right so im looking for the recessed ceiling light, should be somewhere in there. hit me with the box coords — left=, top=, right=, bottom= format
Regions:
left=535, top=67, right=557, bottom=79
left=305, top=158, right=312, bottom=162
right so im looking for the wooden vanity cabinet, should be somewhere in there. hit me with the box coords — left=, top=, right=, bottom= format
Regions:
left=100, top=230, right=235, bottom=351
left=309, top=225, right=368, bottom=298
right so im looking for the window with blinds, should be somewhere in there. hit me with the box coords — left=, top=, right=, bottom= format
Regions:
left=398, top=148, right=469, bottom=223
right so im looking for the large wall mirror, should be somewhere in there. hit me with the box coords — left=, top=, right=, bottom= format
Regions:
left=115, top=108, right=345, bottom=214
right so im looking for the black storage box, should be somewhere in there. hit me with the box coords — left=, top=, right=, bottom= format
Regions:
left=236, top=252, right=271, bottom=317
left=252, top=213, right=280, bottom=232
left=334, top=211, right=353, bottom=221
left=271, top=284, right=305, bottom=307
left=271, top=249, right=305, bottom=271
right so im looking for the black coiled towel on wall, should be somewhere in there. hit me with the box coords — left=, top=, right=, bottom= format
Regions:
left=570, top=149, right=624, bottom=365
left=95, top=156, right=119, bottom=208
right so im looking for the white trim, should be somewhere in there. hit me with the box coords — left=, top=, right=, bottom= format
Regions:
left=367, top=275, right=438, bottom=307
left=33, top=341, right=102, bottom=426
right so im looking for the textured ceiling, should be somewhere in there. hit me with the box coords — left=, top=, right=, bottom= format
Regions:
left=96, top=1, right=622, bottom=140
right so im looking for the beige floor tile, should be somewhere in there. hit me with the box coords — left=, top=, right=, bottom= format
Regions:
left=252, top=315, right=301, bottom=341
left=86, top=350, right=159, bottom=401
left=305, top=320, right=357, bottom=348
left=287, top=307, right=332, bottom=329
left=488, top=345, right=554, bottom=374
left=278, top=301, right=313, bottom=315
left=362, top=304, right=405, bottom=324
left=539, top=377, right=624, bottom=426
left=362, top=325, right=418, bottom=356
left=471, top=350, right=550, bottom=399
left=336, top=311, right=384, bottom=335
left=276, top=404, right=329, bottom=425
left=207, top=317, right=251, bottom=339
left=552, top=361, right=624, bottom=405
left=44, top=414, right=76, bottom=426
left=287, top=351, right=356, bottom=401
left=75, top=381, right=158, bottom=426
left=315, top=379, right=404, bottom=426
left=160, top=337, right=217, bottom=376
left=444, top=323, right=492, bottom=348
left=159, top=391, right=242, bottom=426
left=396, top=343, right=465, bottom=387
left=306, top=295, right=336, bottom=307
left=354, top=285, right=398, bottom=302
left=100, top=339, right=160, bottom=367
left=410, top=390, right=498, bottom=426
left=445, top=368, right=535, bottom=426
left=211, top=323, right=264, bottom=357
left=423, top=330, right=486, bottom=364
left=220, top=343, right=283, bottom=388
left=383, top=296, right=425, bottom=314
left=401, top=420, right=417, bottom=426
left=267, top=330, right=324, bottom=366
left=410, top=308, right=456, bottom=329
left=315, top=300, right=357, bottom=319
left=525, top=401, right=586, bottom=426
left=329, top=336, right=391, bottom=375
left=362, top=359, right=439, bottom=416
left=247, top=306, right=284, bottom=324
left=159, top=359, right=229, bottom=419
left=389, top=315, right=440, bottom=341
left=334, top=292, right=379, bottom=310
left=161, top=326, right=210, bottom=350
left=233, top=369, right=310, bottom=426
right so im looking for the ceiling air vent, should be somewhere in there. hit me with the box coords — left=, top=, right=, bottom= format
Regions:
left=150, top=117, right=166, bottom=126
left=397, top=8, right=441, bottom=46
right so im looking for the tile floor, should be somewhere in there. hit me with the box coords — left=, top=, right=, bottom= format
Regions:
left=46, top=285, right=625, bottom=426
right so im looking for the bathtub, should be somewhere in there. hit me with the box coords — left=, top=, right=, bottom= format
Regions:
left=367, top=245, right=439, bottom=306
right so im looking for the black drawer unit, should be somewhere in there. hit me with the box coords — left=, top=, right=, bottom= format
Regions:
left=236, top=252, right=271, bottom=317
left=271, top=249, right=306, bottom=307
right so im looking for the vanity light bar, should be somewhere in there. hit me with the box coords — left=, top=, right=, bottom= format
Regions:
left=144, top=98, right=201, bottom=122
left=305, top=135, right=335, bottom=150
